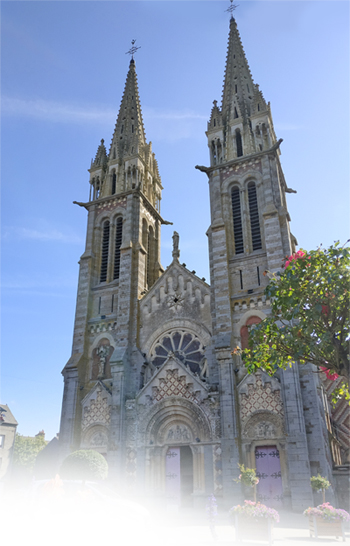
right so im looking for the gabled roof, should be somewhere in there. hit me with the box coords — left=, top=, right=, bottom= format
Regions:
left=0, top=404, right=18, bottom=426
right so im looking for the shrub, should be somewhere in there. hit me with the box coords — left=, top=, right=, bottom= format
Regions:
left=60, top=449, right=108, bottom=482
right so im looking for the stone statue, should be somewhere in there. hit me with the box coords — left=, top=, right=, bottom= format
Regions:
left=97, top=345, right=110, bottom=378
left=172, top=231, right=180, bottom=260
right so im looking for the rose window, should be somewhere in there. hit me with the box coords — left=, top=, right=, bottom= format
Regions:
left=151, top=330, right=205, bottom=374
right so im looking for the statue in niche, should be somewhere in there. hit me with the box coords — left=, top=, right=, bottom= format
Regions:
left=97, top=345, right=110, bottom=379
left=172, top=231, right=180, bottom=260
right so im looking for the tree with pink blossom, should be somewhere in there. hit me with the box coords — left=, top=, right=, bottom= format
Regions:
left=233, top=242, right=349, bottom=402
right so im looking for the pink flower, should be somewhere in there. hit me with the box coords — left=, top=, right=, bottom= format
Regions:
left=284, top=250, right=306, bottom=268
left=320, top=366, right=339, bottom=381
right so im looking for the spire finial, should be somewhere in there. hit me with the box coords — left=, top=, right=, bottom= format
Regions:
left=126, top=39, right=141, bottom=61
left=225, top=0, right=239, bottom=19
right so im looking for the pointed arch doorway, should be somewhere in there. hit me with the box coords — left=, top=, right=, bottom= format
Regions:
left=165, top=445, right=193, bottom=509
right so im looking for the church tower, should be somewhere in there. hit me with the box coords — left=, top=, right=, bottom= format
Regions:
left=59, top=58, right=167, bottom=474
left=197, top=15, right=334, bottom=510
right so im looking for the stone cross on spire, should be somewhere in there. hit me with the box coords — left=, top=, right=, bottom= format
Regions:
left=125, top=39, right=141, bottom=61
left=225, top=0, right=239, bottom=19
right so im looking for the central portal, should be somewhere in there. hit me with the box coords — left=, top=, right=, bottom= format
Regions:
left=165, top=446, right=193, bottom=508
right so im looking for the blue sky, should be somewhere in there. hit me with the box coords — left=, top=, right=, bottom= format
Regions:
left=1, top=1, right=349, bottom=440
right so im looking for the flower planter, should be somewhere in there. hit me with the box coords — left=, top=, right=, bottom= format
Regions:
left=309, top=516, right=345, bottom=541
left=235, top=514, right=274, bottom=544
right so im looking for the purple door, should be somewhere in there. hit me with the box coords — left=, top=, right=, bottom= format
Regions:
left=255, top=446, right=283, bottom=507
left=165, top=447, right=181, bottom=505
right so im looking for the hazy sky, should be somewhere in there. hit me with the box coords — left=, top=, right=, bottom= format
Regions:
left=1, top=0, right=349, bottom=439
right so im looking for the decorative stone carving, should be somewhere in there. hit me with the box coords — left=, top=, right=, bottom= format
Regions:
left=243, top=411, right=284, bottom=439
left=167, top=425, right=192, bottom=442
left=213, top=444, right=223, bottom=494
left=165, top=292, right=184, bottom=312
left=239, top=372, right=284, bottom=424
left=153, top=369, right=199, bottom=403
left=82, top=384, right=111, bottom=430
left=90, top=431, right=108, bottom=447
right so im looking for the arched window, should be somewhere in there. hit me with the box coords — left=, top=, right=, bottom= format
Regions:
left=112, top=171, right=116, bottom=194
left=240, top=316, right=262, bottom=350
left=236, top=129, right=243, bottom=157
left=113, top=217, right=123, bottom=280
left=231, top=187, right=244, bottom=254
left=147, top=226, right=154, bottom=288
left=248, top=182, right=262, bottom=250
left=142, top=219, right=148, bottom=287
left=100, top=221, right=110, bottom=282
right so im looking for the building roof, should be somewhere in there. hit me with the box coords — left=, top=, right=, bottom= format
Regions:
left=0, top=404, right=18, bottom=426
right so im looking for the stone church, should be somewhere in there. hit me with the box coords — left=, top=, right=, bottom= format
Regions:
left=58, top=15, right=348, bottom=511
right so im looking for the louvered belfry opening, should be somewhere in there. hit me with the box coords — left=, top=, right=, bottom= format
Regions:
left=112, top=172, right=117, bottom=194
left=100, top=221, right=110, bottom=282
left=113, top=217, right=123, bottom=280
left=231, top=187, right=244, bottom=254
left=248, top=182, right=262, bottom=250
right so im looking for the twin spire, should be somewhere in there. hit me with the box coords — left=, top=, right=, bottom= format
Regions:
left=109, top=59, right=146, bottom=161
left=221, top=17, right=267, bottom=123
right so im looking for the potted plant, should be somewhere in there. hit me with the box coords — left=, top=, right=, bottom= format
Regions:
left=310, top=474, right=330, bottom=503
left=236, top=463, right=259, bottom=501
left=304, top=502, right=350, bottom=541
left=229, top=500, right=279, bottom=545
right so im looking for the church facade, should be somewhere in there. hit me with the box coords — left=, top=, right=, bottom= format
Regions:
left=59, top=16, right=342, bottom=511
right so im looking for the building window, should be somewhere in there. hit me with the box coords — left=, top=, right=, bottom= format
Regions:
left=147, top=226, right=155, bottom=288
left=248, top=182, right=262, bottom=251
left=236, top=129, right=243, bottom=157
left=100, top=221, right=110, bottom=282
left=0, top=435, right=4, bottom=448
left=142, top=219, right=148, bottom=287
left=113, top=217, right=123, bottom=280
left=112, top=172, right=116, bottom=194
left=240, top=316, right=262, bottom=350
left=231, top=187, right=244, bottom=254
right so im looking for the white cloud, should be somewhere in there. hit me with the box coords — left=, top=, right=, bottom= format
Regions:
left=2, top=96, right=207, bottom=130
left=3, top=226, right=83, bottom=244
left=1, top=96, right=115, bottom=125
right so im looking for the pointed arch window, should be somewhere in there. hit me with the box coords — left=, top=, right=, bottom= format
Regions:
left=147, top=226, right=155, bottom=288
left=248, top=182, right=262, bottom=250
left=113, top=217, right=123, bottom=280
left=235, top=129, right=243, bottom=157
left=231, top=187, right=244, bottom=254
left=112, top=171, right=116, bottom=194
left=142, top=219, right=148, bottom=288
left=234, top=107, right=239, bottom=119
left=100, top=221, right=110, bottom=282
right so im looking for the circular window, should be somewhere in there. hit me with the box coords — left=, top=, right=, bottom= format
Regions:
left=150, top=330, right=205, bottom=374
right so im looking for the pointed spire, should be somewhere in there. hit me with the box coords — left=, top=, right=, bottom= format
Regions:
left=222, top=17, right=259, bottom=123
left=92, top=139, right=107, bottom=168
left=109, top=60, right=146, bottom=161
